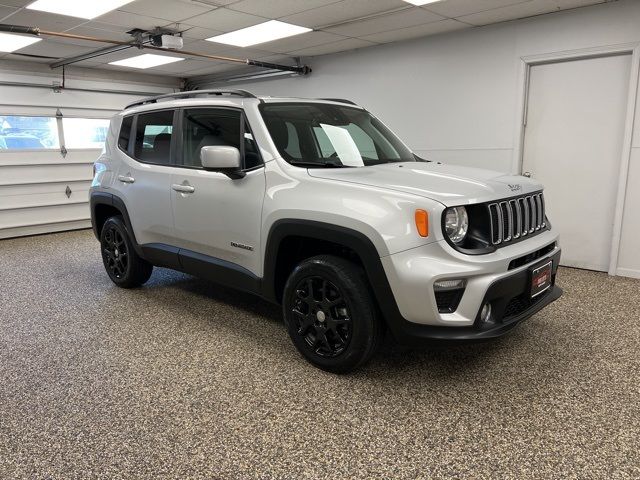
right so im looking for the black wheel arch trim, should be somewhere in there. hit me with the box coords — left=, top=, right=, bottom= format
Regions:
left=263, top=219, right=411, bottom=339
left=90, top=191, right=145, bottom=257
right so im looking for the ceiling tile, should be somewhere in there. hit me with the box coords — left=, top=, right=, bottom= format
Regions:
left=256, top=53, right=298, bottom=63
left=118, top=0, right=215, bottom=22
left=552, top=0, right=604, bottom=7
left=1, top=9, right=87, bottom=31
left=93, top=10, right=169, bottom=30
left=290, top=37, right=376, bottom=56
left=15, top=39, right=96, bottom=58
left=0, top=0, right=33, bottom=6
left=63, top=25, right=136, bottom=44
left=455, top=0, right=603, bottom=25
left=324, top=7, right=444, bottom=37
left=360, top=18, right=469, bottom=43
left=422, top=0, right=531, bottom=18
left=118, top=0, right=216, bottom=22
left=191, top=0, right=243, bottom=6
left=182, top=39, right=246, bottom=55
left=180, top=7, right=267, bottom=30
left=6, top=53, right=53, bottom=62
left=282, top=0, right=409, bottom=28
left=227, top=0, right=343, bottom=19
left=0, top=5, right=19, bottom=19
left=253, top=30, right=346, bottom=54
left=182, top=61, right=246, bottom=76
left=180, top=26, right=225, bottom=41
left=214, top=45, right=277, bottom=59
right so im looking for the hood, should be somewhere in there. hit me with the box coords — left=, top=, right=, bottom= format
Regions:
left=307, top=162, right=543, bottom=206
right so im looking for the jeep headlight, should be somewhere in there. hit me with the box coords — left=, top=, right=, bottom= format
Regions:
left=444, top=206, right=469, bottom=244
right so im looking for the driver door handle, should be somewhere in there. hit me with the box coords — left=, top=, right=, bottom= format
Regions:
left=172, top=183, right=195, bottom=194
left=118, top=175, right=135, bottom=184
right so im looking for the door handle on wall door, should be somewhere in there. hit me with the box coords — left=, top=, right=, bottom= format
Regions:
left=523, top=171, right=532, bottom=178
left=118, top=175, right=135, bottom=183
left=172, top=184, right=195, bottom=194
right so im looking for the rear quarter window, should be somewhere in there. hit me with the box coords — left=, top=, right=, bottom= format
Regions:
left=118, top=116, right=133, bottom=151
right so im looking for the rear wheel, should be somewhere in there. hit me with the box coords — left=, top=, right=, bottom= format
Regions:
left=100, top=216, right=152, bottom=288
left=283, top=255, right=382, bottom=373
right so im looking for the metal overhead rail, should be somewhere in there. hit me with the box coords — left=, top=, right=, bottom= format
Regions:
left=0, top=23, right=312, bottom=75
left=125, top=89, right=258, bottom=109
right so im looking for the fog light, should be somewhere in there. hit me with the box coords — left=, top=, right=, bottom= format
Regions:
left=434, top=279, right=465, bottom=290
left=480, top=302, right=492, bottom=323
left=434, top=279, right=466, bottom=313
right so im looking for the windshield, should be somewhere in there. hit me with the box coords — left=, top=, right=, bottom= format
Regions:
left=260, top=103, right=417, bottom=167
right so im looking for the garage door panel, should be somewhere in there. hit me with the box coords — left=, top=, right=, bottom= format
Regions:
left=0, top=182, right=90, bottom=211
left=0, top=202, right=90, bottom=230
left=0, top=149, right=98, bottom=166
left=0, top=163, right=92, bottom=185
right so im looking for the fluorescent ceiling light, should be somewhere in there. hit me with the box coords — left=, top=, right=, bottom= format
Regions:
left=403, top=0, right=445, bottom=5
left=0, top=33, right=41, bottom=53
left=109, top=54, right=184, bottom=69
left=206, top=20, right=312, bottom=47
left=26, top=0, right=135, bottom=19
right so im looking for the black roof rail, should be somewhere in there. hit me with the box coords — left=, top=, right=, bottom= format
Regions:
left=125, top=89, right=258, bottom=110
left=318, top=98, right=358, bottom=105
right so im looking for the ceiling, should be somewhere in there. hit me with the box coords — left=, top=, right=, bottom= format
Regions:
left=0, top=0, right=610, bottom=79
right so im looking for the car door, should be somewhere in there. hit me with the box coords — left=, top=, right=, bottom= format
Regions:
left=170, top=107, right=266, bottom=277
left=113, top=109, right=180, bottom=255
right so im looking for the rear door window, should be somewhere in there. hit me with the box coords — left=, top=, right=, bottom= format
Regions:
left=133, top=110, right=175, bottom=165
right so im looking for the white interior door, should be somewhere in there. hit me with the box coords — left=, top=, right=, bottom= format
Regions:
left=522, top=54, right=631, bottom=271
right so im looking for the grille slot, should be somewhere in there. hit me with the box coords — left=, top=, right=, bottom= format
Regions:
left=488, top=192, right=546, bottom=246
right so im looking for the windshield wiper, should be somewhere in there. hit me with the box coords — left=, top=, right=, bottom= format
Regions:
left=289, top=160, right=349, bottom=168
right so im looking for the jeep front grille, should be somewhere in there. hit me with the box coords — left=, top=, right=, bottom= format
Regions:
left=488, top=192, right=546, bottom=246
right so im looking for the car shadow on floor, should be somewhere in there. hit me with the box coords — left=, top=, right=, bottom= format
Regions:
left=135, top=267, right=516, bottom=377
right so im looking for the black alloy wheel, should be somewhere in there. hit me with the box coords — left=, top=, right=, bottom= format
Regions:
left=291, top=276, right=352, bottom=358
left=102, top=226, right=128, bottom=280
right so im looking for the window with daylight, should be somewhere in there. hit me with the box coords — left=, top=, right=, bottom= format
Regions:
left=63, top=118, right=110, bottom=149
left=0, top=116, right=59, bottom=150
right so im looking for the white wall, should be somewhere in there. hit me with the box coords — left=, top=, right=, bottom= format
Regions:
left=224, top=0, right=640, bottom=278
left=0, top=61, right=180, bottom=239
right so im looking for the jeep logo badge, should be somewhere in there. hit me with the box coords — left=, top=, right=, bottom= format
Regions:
left=508, top=184, right=522, bottom=192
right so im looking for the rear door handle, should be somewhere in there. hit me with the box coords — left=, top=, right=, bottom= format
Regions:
left=172, top=184, right=195, bottom=194
left=118, top=175, right=135, bottom=184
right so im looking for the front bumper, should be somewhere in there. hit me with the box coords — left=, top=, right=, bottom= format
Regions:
left=378, top=231, right=563, bottom=344
left=390, top=270, right=562, bottom=344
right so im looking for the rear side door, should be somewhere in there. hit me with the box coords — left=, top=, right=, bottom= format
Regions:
left=113, top=109, right=180, bottom=253
left=170, top=107, right=266, bottom=277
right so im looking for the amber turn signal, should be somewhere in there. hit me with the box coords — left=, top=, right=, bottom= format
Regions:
left=415, top=209, right=429, bottom=237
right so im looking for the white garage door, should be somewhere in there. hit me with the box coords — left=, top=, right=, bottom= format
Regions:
left=521, top=54, right=631, bottom=272
left=0, top=109, right=112, bottom=239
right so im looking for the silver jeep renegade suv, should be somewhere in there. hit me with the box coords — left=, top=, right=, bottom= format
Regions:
left=90, top=89, right=562, bottom=373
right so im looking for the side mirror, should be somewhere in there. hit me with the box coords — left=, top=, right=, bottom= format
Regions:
left=200, top=145, right=245, bottom=179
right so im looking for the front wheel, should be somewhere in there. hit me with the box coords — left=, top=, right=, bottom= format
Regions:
left=100, top=215, right=153, bottom=288
left=282, top=255, right=382, bottom=373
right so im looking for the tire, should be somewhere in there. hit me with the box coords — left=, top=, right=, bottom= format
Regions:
left=100, top=215, right=153, bottom=288
left=282, top=255, right=382, bottom=373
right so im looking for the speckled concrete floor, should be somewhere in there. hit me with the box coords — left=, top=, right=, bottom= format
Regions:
left=0, top=230, right=638, bottom=479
